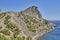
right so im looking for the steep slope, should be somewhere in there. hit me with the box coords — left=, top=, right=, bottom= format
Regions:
left=0, top=6, right=55, bottom=40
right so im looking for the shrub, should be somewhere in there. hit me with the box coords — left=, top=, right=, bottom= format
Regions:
left=27, top=25, right=36, bottom=32
left=1, top=29, right=11, bottom=35
left=0, top=35, right=7, bottom=40
left=13, top=28, right=20, bottom=38
left=17, top=36, right=23, bottom=40
left=4, top=16, right=11, bottom=25
left=26, top=36, right=32, bottom=40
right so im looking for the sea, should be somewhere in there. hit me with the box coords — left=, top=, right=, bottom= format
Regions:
left=39, top=21, right=60, bottom=40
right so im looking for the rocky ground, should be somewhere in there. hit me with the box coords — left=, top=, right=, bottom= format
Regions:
left=0, top=6, right=55, bottom=40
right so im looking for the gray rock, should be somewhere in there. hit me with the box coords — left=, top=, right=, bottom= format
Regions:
left=0, top=6, right=55, bottom=40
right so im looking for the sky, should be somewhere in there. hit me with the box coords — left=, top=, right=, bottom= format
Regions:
left=0, top=0, right=60, bottom=20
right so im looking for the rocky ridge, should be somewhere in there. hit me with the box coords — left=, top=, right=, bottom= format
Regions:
left=0, top=6, right=55, bottom=40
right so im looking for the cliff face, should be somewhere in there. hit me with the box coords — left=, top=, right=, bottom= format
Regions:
left=0, top=6, right=55, bottom=40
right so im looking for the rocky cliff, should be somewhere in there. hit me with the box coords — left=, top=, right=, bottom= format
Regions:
left=0, top=6, right=55, bottom=40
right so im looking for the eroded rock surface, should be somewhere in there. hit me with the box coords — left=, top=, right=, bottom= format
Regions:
left=0, top=6, right=55, bottom=40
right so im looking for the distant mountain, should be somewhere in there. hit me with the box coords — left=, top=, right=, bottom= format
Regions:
left=0, top=6, right=55, bottom=40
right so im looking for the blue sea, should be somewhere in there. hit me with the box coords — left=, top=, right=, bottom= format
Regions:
left=43, top=21, right=60, bottom=40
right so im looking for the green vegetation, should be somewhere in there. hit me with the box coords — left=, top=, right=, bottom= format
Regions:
left=4, top=15, right=20, bottom=37
left=13, top=27, right=20, bottom=38
left=0, top=29, right=11, bottom=35
left=37, top=37, right=43, bottom=40
left=25, top=18, right=31, bottom=24
left=4, top=15, right=11, bottom=24
left=17, top=12, right=21, bottom=17
left=16, top=36, right=23, bottom=40
left=0, top=35, right=9, bottom=40
left=26, top=36, right=32, bottom=40
left=18, top=13, right=37, bottom=32
left=41, top=19, right=48, bottom=26
left=22, top=36, right=25, bottom=40
left=0, top=13, right=6, bottom=19
left=38, top=13, right=42, bottom=18
left=6, top=23, right=15, bottom=30
left=25, top=15, right=38, bottom=24
left=0, top=34, right=32, bottom=40
left=24, top=15, right=38, bottom=32
left=27, top=25, right=36, bottom=32
left=44, top=19, right=48, bottom=24
left=0, top=27, right=2, bottom=29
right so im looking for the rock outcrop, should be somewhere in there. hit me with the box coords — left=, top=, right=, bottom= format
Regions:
left=0, top=6, right=55, bottom=40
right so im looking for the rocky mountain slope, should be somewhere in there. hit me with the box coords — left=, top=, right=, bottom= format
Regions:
left=0, top=6, right=55, bottom=40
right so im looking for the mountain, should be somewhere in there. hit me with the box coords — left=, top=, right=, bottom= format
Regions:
left=0, top=6, right=55, bottom=40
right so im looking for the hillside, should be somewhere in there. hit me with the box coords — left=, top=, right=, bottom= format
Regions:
left=0, top=6, right=55, bottom=40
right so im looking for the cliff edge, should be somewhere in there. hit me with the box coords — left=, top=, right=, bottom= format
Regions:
left=0, top=6, right=55, bottom=40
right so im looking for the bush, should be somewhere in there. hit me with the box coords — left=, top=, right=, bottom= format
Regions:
left=5, top=16, right=11, bottom=20
left=37, top=37, right=43, bottom=40
left=0, top=34, right=33, bottom=40
left=0, top=35, right=8, bottom=40
left=27, top=25, right=36, bottom=32
left=4, top=16, right=11, bottom=25
left=16, top=36, right=23, bottom=40
left=0, top=13, right=6, bottom=19
left=13, top=28, right=20, bottom=38
left=26, top=36, right=32, bottom=40
left=4, top=15, right=20, bottom=38
left=1, top=29, right=11, bottom=35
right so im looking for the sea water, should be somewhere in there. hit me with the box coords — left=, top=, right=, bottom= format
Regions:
left=43, top=21, right=60, bottom=40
